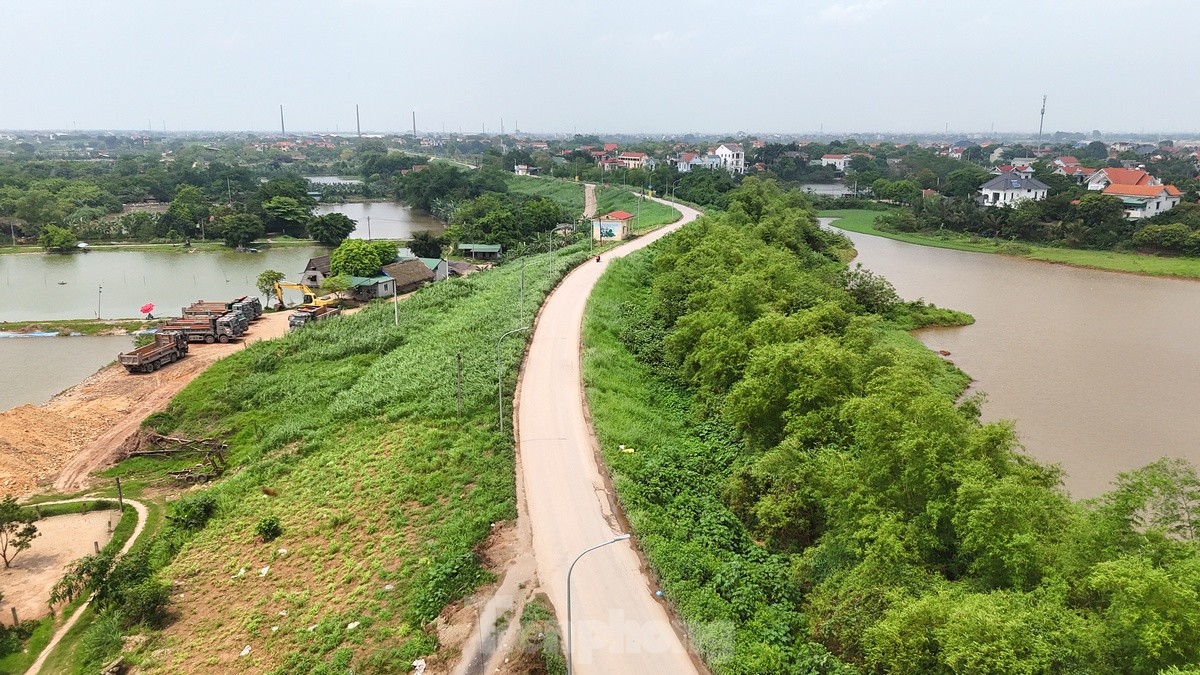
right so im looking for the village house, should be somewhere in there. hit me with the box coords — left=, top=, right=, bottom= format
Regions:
left=1052, top=156, right=1080, bottom=169
left=301, top=255, right=331, bottom=288
left=418, top=257, right=451, bottom=281
left=1055, top=165, right=1098, bottom=184
left=714, top=143, right=746, bottom=174
left=346, top=275, right=396, bottom=301
left=978, top=172, right=1049, bottom=207
left=514, top=164, right=536, bottom=176
left=381, top=259, right=436, bottom=294
left=1102, top=183, right=1183, bottom=219
left=820, top=154, right=851, bottom=171
left=616, top=151, right=649, bottom=170
left=592, top=210, right=634, bottom=241
left=1086, top=167, right=1158, bottom=192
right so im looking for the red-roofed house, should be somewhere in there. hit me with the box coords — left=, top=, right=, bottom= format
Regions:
left=1053, top=156, right=1081, bottom=168
left=1086, top=167, right=1158, bottom=191
left=603, top=143, right=619, bottom=153
left=617, top=151, right=649, bottom=169
left=597, top=157, right=624, bottom=172
left=991, top=164, right=1035, bottom=179
left=1102, top=183, right=1183, bottom=219
left=820, top=154, right=850, bottom=171
left=1054, top=165, right=1098, bottom=184
left=592, top=210, right=635, bottom=241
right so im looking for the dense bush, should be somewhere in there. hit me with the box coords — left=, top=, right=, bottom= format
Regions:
left=585, top=178, right=1200, bottom=673
left=254, top=514, right=283, bottom=541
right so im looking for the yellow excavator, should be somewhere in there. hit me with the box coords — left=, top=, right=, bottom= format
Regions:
left=274, top=281, right=339, bottom=308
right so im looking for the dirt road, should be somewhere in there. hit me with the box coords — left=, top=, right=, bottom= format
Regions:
left=515, top=197, right=703, bottom=673
left=0, top=311, right=292, bottom=496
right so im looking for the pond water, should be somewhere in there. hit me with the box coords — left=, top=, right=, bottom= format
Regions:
left=828, top=220, right=1200, bottom=498
left=0, top=334, right=133, bottom=411
left=307, top=176, right=363, bottom=185
left=314, top=201, right=444, bottom=240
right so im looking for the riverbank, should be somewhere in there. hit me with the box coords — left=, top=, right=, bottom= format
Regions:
left=0, top=318, right=161, bottom=336
left=821, top=208, right=1200, bottom=279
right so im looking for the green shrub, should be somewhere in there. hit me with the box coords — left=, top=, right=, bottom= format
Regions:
left=255, top=515, right=283, bottom=541
left=121, top=579, right=171, bottom=628
left=169, top=491, right=217, bottom=530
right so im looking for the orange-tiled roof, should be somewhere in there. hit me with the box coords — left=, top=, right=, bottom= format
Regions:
left=1102, top=184, right=1179, bottom=197
left=601, top=210, right=635, bottom=220
left=1102, top=168, right=1153, bottom=185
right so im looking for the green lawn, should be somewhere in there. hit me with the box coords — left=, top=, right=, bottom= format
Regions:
left=505, top=176, right=587, bottom=216
left=594, top=186, right=680, bottom=233
left=820, top=209, right=1200, bottom=279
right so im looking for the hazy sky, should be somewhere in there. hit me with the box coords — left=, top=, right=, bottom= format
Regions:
left=3, top=0, right=1196, bottom=135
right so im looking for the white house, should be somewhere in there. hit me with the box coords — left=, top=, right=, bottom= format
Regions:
left=714, top=143, right=745, bottom=174
left=978, top=172, right=1049, bottom=207
left=616, top=151, right=648, bottom=169
left=821, top=153, right=851, bottom=171
left=592, top=210, right=634, bottom=241
left=513, top=164, right=536, bottom=176
left=1101, top=183, right=1183, bottom=219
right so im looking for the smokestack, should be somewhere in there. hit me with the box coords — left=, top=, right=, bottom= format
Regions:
left=279, top=105, right=286, bottom=136
left=356, top=104, right=361, bottom=137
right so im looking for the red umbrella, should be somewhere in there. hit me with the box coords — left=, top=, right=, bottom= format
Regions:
left=140, top=303, right=154, bottom=315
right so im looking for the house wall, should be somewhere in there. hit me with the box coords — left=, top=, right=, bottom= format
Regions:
left=302, top=270, right=326, bottom=287
left=981, top=188, right=1047, bottom=206
left=592, top=219, right=629, bottom=241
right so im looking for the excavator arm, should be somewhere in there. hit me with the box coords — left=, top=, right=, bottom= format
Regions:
left=273, top=281, right=338, bottom=308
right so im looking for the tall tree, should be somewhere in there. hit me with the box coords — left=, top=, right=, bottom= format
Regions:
left=307, top=212, right=357, bottom=246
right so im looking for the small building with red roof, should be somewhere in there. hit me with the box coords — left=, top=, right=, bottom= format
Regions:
left=1101, top=183, right=1183, bottom=219
left=592, top=210, right=635, bottom=241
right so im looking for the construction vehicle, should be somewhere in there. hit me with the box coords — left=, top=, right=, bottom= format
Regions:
left=119, top=330, right=189, bottom=373
left=274, top=281, right=339, bottom=309
left=230, top=295, right=263, bottom=320
left=289, top=304, right=342, bottom=330
left=185, top=300, right=255, bottom=327
left=158, top=315, right=240, bottom=343
left=182, top=304, right=248, bottom=335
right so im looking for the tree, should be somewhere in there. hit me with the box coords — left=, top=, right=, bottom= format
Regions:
left=220, top=213, right=264, bottom=248
left=410, top=230, right=444, bottom=258
left=0, top=495, right=38, bottom=568
left=320, top=273, right=352, bottom=297
left=307, top=212, right=356, bottom=246
left=944, top=167, right=992, bottom=198
left=261, top=196, right=311, bottom=237
left=330, top=238, right=385, bottom=277
left=38, top=224, right=78, bottom=252
left=167, top=185, right=210, bottom=238
left=256, top=269, right=286, bottom=306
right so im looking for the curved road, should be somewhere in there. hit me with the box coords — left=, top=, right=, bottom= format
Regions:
left=25, top=497, right=149, bottom=675
left=515, top=195, right=703, bottom=673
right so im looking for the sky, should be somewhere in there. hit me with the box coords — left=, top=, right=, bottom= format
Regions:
left=2, top=0, right=1197, bottom=135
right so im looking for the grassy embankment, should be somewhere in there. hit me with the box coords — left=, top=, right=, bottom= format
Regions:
left=821, top=208, right=1200, bottom=278
left=505, top=176, right=586, bottom=215
left=582, top=247, right=969, bottom=673
left=0, top=319, right=161, bottom=336
left=594, top=185, right=681, bottom=232
left=70, top=243, right=596, bottom=673
left=0, top=237, right=317, bottom=256
left=0, top=500, right=140, bottom=675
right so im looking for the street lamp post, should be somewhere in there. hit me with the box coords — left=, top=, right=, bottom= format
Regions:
left=97, top=285, right=102, bottom=319
left=496, top=326, right=530, bottom=433
left=567, top=533, right=632, bottom=675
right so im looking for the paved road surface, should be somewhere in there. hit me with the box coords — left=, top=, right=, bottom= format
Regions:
left=515, top=196, right=704, bottom=674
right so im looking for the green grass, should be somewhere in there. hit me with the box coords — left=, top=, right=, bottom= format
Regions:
left=81, top=242, right=597, bottom=673
left=821, top=208, right=1200, bottom=279
left=0, top=318, right=160, bottom=336
left=505, top=176, right=586, bottom=216
left=594, top=186, right=680, bottom=233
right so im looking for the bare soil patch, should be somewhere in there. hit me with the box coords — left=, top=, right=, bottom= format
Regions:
left=0, top=312, right=292, bottom=496
left=0, top=510, right=116, bottom=625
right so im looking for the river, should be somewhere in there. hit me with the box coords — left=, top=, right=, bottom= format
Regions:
left=314, top=201, right=444, bottom=240
left=0, top=334, right=133, bottom=411
left=830, top=220, right=1200, bottom=499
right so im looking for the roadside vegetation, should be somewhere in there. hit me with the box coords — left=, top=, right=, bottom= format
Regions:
left=51, top=242, right=595, bottom=673
left=505, top=176, right=586, bottom=215
left=823, top=208, right=1200, bottom=278
left=584, top=178, right=1200, bottom=674
left=593, top=186, right=681, bottom=232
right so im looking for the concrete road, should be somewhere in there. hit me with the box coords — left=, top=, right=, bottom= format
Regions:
left=515, top=196, right=704, bottom=674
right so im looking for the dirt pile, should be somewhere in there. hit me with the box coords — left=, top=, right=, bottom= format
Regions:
left=0, top=311, right=292, bottom=496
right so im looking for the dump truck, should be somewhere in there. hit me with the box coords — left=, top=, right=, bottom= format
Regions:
left=230, top=295, right=263, bottom=320
left=289, top=304, right=342, bottom=330
left=182, top=304, right=248, bottom=335
left=159, top=315, right=240, bottom=343
left=119, top=330, right=189, bottom=373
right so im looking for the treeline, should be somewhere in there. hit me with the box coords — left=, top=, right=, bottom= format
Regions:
left=876, top=191, right=1200, bottom=254
left=586, top=178, right=1200, bottom=673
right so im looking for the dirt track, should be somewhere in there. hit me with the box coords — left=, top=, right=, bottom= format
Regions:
left=0, top=312, right=292, bottom=496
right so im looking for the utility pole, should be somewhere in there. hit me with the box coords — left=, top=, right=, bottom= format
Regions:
left=280, top=104, right=286, bottom=136
left=412, top=111, right=417, bottom=138
left=356, top=104, right=361, bottom=138
left=1038, top=95, right=1047, bottom=154
left=366, top=216, right=371, bottom=240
